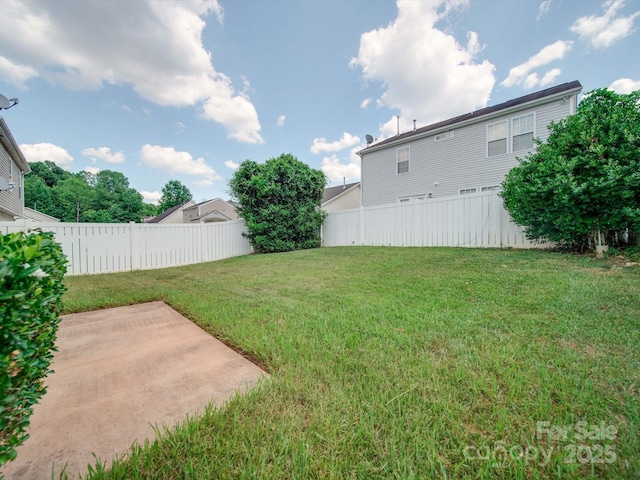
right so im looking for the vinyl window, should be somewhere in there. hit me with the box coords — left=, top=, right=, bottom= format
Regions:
left=487, top=121, right=507, bottom=156
left=396, top=146, right=409, bottom=174
left=512, top=114, right=534, bottom=152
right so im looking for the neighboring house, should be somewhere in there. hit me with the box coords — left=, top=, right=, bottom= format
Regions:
left=183, top=198, right=239, bottom=223
left=23, top=207, right=60, bottom=222
left=147, top=200, right=195, bottom=224
left=0, top=117, right=30, bottom=221
left=358, top=81, right=582, bottom=207
left=322, top=182, right=361, bottom=212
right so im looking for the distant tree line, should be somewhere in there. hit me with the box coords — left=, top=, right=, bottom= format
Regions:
left=24, top=161, right=191, bottom=223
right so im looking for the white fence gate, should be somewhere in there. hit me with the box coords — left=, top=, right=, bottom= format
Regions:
left=0, top=219, right=253, bottom=276
left=321, top=192, right=539, bottom=248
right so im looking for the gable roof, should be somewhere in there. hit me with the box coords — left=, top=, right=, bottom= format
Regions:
left=147, top=200, right=193, bottom=223
left=359, top=80, right=582, bottom=154
left=322, top=182, right=360, bottom=205
left=183, top=197, right=236, bottom=210
left=0, top=117, right=30, bottom=174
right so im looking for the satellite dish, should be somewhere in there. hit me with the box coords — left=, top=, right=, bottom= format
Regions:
left=0, top=94, right=10, bottom=109
left=365, top=134, right=374, bottom=145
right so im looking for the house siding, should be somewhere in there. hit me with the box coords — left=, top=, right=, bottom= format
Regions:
left=361, top=92, right=577, bottom=207
left=323, top=185, right=361, bottom=212
left=0, top=148, right=22, bottom=219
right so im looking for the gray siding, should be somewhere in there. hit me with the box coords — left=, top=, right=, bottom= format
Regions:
left=0, top=147, right=23, bottom=219
left=362, top=95, right=575, bottom=207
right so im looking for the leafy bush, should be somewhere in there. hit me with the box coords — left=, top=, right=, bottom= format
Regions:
left=229, top=153, right=327, bottom=253
left=501, top=88, right=640, bottom=250
left=0, top=231, right=67, bottom=466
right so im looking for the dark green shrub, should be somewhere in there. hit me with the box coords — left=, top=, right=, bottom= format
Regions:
left=501, top=88, right=640, bottom=250
left=0, top=231, right=67, bottom=466
left=229, top=153, right=327, bottom=253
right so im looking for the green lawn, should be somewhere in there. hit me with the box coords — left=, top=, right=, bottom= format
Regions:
left=62, top=247, right=640, bottom=479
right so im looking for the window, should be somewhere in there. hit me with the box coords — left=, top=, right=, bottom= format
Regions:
left=481, top=185, right=501, bottom=192
left=487, top=121, right=507, bottom=156
left=396, top=146, right=409, bottom=174
left=459, top=187, right=477, bottom=195
left=512, top=114, right=534, bottom=152
left=435, top=131, right=454, bottom=141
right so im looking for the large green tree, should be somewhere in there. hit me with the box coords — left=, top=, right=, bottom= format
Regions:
left=501, top=88, right=640, bottom=249
left=229, top=153, right=327, bottom=253
left=158, top=180, right=192, bottom=213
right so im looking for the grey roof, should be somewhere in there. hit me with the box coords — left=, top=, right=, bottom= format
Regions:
left=322, top=182, right=360, bottom=205
left=147, top=201, right=190, bottom=224
left=360, top=80, right=582, bottom=153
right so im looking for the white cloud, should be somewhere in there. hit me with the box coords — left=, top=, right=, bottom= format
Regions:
left=0, top=56, right=38, bottom=87
left=140, top=190, right=162, bottom=205
left=501, top=40, right=572, bottom=88
left=81, top=146, right=125, bottom=164
left=0, top=0, right=262, bottom=143
left=140, top=144, right=221, bottom=181
left=224, top=160, right=240, bottom=170
left=609, top=77, right=640, bottom=93
left=310, top=132, right=360, bottom=154
left=360, top=98, right=372, bottom=109
left=277, top=115, right=286, bottom=127
left=193, top=179, right=213, bottom=186
left=537, top=0, right=553, bottom=20
left=20, top=143, right=73, bottom=168
left=570, top=0, right=639, bottom=49
left=84, top=166, right=101, bottom=175
left=350, top=0, right=495, bottom=136
left=321, top=146, right=363, bottom=183
left=176, top=121, right=186, bottom=132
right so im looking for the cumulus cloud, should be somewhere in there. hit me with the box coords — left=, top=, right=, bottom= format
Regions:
left=501, top=41, right=572, bottom=88
left=81, top=146, right=125, bottom=164
left=140, top=144, right=221, bottom=181
left=609, top=77, right=640, bottom=93
left=224, top=160, right=240, bottom=170
left=350, top=0, right=495, bottom=137
left=311, top=132, right=360, bottom=154
left=0, top=56, right=38, bottom=88
left=84, top=166, right=101, bottom=175
left=537, top=0, right=553, bottom=20
left=0, top=0, right=262, bottom=143
left=140, top=190, right=162, bottom=205
left=321, top=146, right=362, bottom=183
left=277, top=115, right=286, bottom=127
left=570, top=0, right=640, bottom=49
left=20, top=143, right=73, bottom=168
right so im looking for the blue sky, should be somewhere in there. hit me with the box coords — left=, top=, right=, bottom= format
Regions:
left=1, top=0, right=638, bottom=206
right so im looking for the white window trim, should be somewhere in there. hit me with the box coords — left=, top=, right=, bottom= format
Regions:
left=510, top=112, right=536, bottom=153
left=486, top=120, right=508, bottom=157
left=397, top=194, right=426, bottom=203
left=396, top=145, right=410, bottom=175
left=480, top=185, right=501, bottom=192
left=459, top=187, right=478, bottom=195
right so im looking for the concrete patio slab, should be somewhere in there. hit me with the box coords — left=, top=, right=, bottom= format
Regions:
left=1, top=301, right=268, bottom=479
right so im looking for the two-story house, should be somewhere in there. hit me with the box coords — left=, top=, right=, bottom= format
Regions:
left=0, top=117, right=30, bottom=220
left=358, top=81, right=582, bottom=207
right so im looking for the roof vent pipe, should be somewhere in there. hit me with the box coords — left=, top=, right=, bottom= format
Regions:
left=413, top=119, right=416, bottom=131
left=396, top=115, right=400, bottom=135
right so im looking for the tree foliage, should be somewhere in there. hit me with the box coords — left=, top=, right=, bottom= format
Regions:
left=229, top=153, right=327, bottom=253
left=501, top=88, right=640, bottom=249
left=24, top=163, right=151, bottom=223
left=159, top=180, right=192, bottom=213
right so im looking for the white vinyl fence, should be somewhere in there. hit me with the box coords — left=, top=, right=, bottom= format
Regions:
left=0, top=219, right=253, bottom=276
left=321, top=192, right=540, bottom=248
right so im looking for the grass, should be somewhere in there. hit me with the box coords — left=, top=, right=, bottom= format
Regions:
left=61, top=247, right=639, bottom=479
